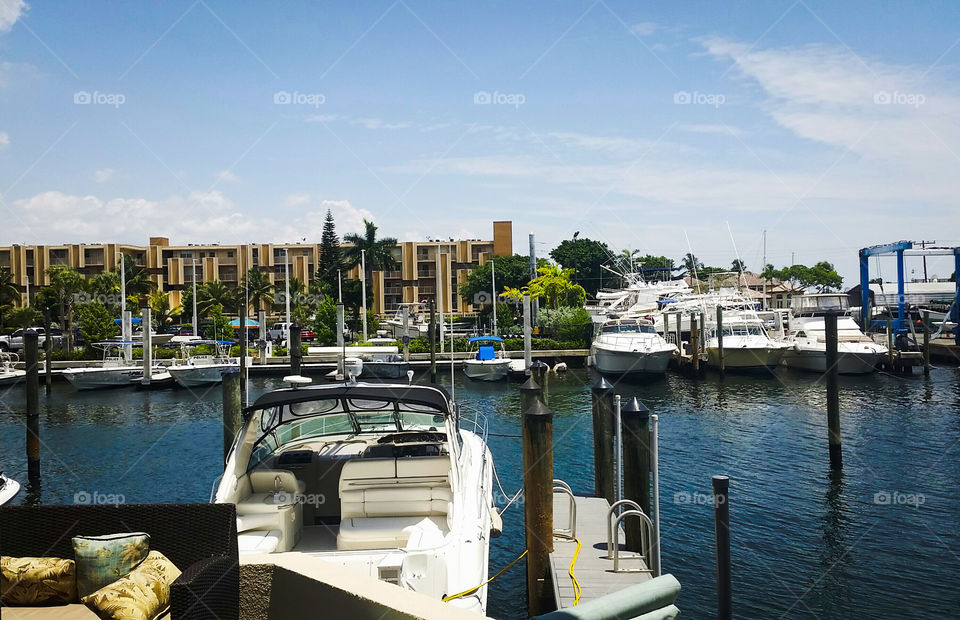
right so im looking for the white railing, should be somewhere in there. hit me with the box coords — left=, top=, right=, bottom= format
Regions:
left=552, top=479, right=576, bottom=538
left=606, top=499, right=655, bottom=573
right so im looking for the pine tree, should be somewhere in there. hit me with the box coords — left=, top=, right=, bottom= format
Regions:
left=317, top=209, right=343, bottom=292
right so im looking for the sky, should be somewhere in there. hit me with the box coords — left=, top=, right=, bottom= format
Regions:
left=1, top=1, right=959, bottom=285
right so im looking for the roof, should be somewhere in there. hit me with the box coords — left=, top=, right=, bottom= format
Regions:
left=246, top=382, right=452, bottom=413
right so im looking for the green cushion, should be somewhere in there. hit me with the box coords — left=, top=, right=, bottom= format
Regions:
left=72, top=532, right=150, bottom=598
left=0, top=556, right=78, bottom=605
left=82, top=551, right=181, bottom=620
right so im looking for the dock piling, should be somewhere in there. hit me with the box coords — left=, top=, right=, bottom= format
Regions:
left=712, top=475, right=732, bottom=620
left=825, top=311, right=843, bottom=469
left=886, top=316, right=894, bottom=366
left=258, top=310, right=267, bottom=365
left=690, top=316, right=700, bottom=374
left=621, top=397, right=651, bottom=553
left=401, top=306, right=410, bottom=362
left=290, top=322, right=302, bottom=375
left=520, top=376, right=542, bottom=413
left=650, top=413, right=662, bottom=577
left=922, top=310, right=931, bottom=375
left=141, top=305, right=152, bottom=386
left=43, top=313, right=52, bottom=394
left=591, top=377, right=615, bottom=504
left=336, top=304, right=345, bottom=379
left=716, top=306, right=725, bottom=375
left=522, top=398, right=554, bottom=617
left=530, top=360, right=548, bottom=398
left=24, top=329, right=40, bottom=484
left=222, top=370, right=242, bottom=460
left=429, top=300, right=437, bottom=383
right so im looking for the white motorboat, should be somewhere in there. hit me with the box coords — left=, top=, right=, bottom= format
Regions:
left=0, top=472, right=21, bottom=506
left=590, top=318, right=677, bottom=375
left=781, top=294, right=887, bottom=374
left=213, top=381, right=495, bottom=613
left=704, top=312, right=792, bottom=371
left=168, top=340, right=239, bottom=388
left=0, top=352, right=26, bottom=387
left=62, top=341, right=144, bottom=390
left=463, top=337, right=511, bottom=382
left=384, top=303, right=445, bottom=340
left=360, top=353, right=410, bottom=379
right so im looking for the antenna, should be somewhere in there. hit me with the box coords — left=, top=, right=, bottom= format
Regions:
left=726, top=221, right=746, bottom=286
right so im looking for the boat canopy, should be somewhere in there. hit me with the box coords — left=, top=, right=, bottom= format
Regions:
left=113, top=318, right=143, bottom=324
left=228, top=318, right=260, bottom=328
left=468, top=336, right=504, bottom=343
left=179, top=339, right=232, bottom=346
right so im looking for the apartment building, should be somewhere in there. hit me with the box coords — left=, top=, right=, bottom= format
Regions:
left=0, top=220, right=513, bottom=316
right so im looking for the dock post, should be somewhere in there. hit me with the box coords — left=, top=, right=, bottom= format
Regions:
left=520, top=376, right=542, bottom=413
left=401, top=306, right=410, bottom=362
left=530, top=360, right=548, bottom=400
left=699, top=312, right=706, bottom=353
left=675, top=313, right=682, bottom=349
left=886, top=316, right=894, bottom=367
left=713, top=475, right=732, bottom=620
left=591, top=377, right=615, bottom=504
left=690, top=315, right=700, bottom=374
left=650, top=414, right=662, bottom=577
left=922, top=310, right=931, bottom=376
left=429, top=300, right=437, bottom=383
left=24, top=329, right=40, bottom=484
left=621, top=397, right=651, bottom=552
left=258, top=310, right=267, bottom=365
left=522, top=399, right=554, bottom=617
left=716, top=306, right=725, bottom=375
left=222, top=370, right=242, bottom=460
left=663, top=312, right=670, bottom=343
left=43, top=313, right=52, bottom=394
left=824, top=312, right=843, bottom=470
left=336, top=304, right=345, bottom=379
left=614, top=394, right=622, bottom=504
left=290, top=322, right=302, bottom=375
left=239, top=309, right=247, bottom=406
left=523, top=294, right=532, bottom=372
left=141, top=305, right=152, bottom=386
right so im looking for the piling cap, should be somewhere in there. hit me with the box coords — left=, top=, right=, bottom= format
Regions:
left=591, top=376, right=614, bottom=393
left=524, top=398, right=553, bottom=420
left=519, top=377, right=541, bottom=393
left=620, top=397, right=650, bottom=420
left=530, top=360, right=549, bottom=371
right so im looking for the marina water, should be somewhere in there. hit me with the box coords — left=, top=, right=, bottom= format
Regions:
left=1, top=367, right=958, bottom=618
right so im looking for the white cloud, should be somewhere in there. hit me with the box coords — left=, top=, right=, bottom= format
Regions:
left=630, top=22, right=657, bottom=37
left=92, top=168, right=114, bottom=183
left=216, top=169, right=238, bottom=182
left=677, top=123, right=741, bottom=136
left=0, top=0, right=27, bottom=33
left=0, top=131, right=9, bottom=148
left=308, top=114, right=414, bottom=130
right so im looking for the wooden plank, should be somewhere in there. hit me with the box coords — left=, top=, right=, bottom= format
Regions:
left=549, top=494, right=653, bottom=609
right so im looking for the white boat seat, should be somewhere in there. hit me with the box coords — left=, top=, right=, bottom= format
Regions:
left=237, top=529, right=282, bottom=554
left=337, top=516, right=449, bottom=551
left=236, top=469, right=304, bottom=552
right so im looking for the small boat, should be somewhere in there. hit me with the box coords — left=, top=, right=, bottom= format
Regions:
left=463, top=336, right=511, bottom=381
left=704, top=312, right=792, bottom=371
left=62, top=341, right=144, bottom=390
left=591, top=318, right=677, bottom=375
left=360, top=353, right=410, bottom=379
left=781, top=294, right=887, bottom=374
left=0, top=472, right=21, bottom=506
left=0, top=352, right=26, bottom=386
left=168, top=340, right=239, bottom=388
left=213, top=381, right=495, bottom=613
left=384, top=303, right=445, bottom=340
left=131, top=366, right=176, bottom=389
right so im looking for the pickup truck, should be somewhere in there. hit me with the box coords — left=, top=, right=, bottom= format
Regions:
left=267, top=322, right=315, bottom=343
left=0, top=327, right=65, bottom=352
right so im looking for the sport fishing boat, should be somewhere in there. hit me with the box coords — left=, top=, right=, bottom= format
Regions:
left=704, top=311, right=792, bottom=371
left=781, top=294, right=887, bottom=374
left=62, top=341, right=144, bottom=390
left=0, top=352, right=25, bottom=386
left=590, top=317, right=677, bottom=375
left=0, top=472, right=20, bottom=506
left=213, top=380, right=495, bottom=613
left=168, top=340, right=239, bottom=388
left=463, top=337, right=511, bottom=382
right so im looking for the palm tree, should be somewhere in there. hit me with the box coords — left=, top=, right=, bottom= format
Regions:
left=119, top=253, right=156, bottom=307
left=0, top=267, right=21, bottom=330
left=149, top=291, right=179, bottom=329
left=240, top=267, right=274, bottom=314
left=343, top=219, right=398, bottom=277
left=6, top=306, right=40, bottom=330
left=617, top=249, right=640, bottom=273
left=681, top=253, right=703, bottom=275
left=46, top=265, right=85, bottom=350
left=731, top=258, right=746, bottom=273
left=197, top=281, right=236, bottom=317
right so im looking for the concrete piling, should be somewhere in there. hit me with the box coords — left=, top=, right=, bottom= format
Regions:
left=43, top=314, right=52, bottom=394
left=222, top=370, right=242, bottom=460
left=25, top=329, right=40, bottom=483
left=591, top=377, right=615, bottom=504
left=621, top=397, right=651, bottom=552
left=824, top=311, right=843, bottom=469
left=522, top=398, right=554, bottom=617
left=712, top=475, right=732, bottom=620
left=141, top=305, right=152, bottom=386
left=922, top=309, right=931, bottom=376
left=690, top=315, right=700, bottom=374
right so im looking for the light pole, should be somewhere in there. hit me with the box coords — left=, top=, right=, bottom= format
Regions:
left=491, top=259, right=498, bottom=336
left=191, top=258, right=198, bottom=338
left=360, top=249, right=368, bottom=342
left=284, top=248, right=291, bottom=340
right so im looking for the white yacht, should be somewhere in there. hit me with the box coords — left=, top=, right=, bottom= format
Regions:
left=704, top=311, right=792, bottom=371
left=463, top=337, right=511, bottom=382
left=384, top=303, right=444, bottom=340
left=0, top=472, right=20, bottom=506
left=213, top=381, right=495, bottom=613
left=0, top=352, right=25, bottom=386
left=168, top=340, right=239, bottom=388
left=590, top=318, right=677, bottom=375
left=781, top=294, right=887, bottom=374
left=62, top=341, right=144, bottom=390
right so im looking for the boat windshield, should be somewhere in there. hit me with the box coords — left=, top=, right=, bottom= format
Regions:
left=712, top=325, right=765, bottom=337
left=601, top=322, right=656, bottom=334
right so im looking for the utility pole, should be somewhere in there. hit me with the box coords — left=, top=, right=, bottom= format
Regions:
left=192, top=258, right=198, bottom=339
left=916, top=240, right=935, bottom=282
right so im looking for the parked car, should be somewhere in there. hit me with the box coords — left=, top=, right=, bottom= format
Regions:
left=0, top=327, right=65, bottom=352
left=266, top=322, right=314, bottom=343
left=166, top=325, right=194, bottom=336
left=299, top=327, right=315, bottom=342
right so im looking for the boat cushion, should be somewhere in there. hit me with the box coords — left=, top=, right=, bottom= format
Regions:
left=248, top=469, right=305, bottom=495
left=336, top=516, right=449, bottom=550
left=477, top=345, right=496, bottom=361
left=236, top=530, right=281, bottom=554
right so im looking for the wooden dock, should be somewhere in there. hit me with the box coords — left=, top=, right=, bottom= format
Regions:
left=549, top=494, right=652, bottom=609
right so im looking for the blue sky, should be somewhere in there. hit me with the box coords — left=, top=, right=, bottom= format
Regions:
left=2, top=1, right=959, bottom=284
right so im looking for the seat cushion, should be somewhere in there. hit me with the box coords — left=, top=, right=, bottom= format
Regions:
left=237, top=530, right=281, bottom=555
left=80, top=551, right=181, bottom=620
left=0, top=603, right=101, bottom=618
left=1, top=556, right=78, bottom=605
left=336, top=516, right=448, bottom=550
left=236, top=492, right=297, bottom=515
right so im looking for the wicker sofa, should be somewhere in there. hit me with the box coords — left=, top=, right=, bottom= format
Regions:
left=0, top=503, right=239, bottom=619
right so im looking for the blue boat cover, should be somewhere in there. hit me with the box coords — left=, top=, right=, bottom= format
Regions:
left=477, top=345, right=496, bottom=361
left=468, top=336, right=504, bottom=343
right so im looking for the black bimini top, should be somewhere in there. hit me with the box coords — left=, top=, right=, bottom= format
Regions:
left=246, top=382, right=452, bottom=415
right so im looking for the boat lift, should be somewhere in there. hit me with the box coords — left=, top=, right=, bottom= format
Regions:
left=859, top=241, right=960, bottom=344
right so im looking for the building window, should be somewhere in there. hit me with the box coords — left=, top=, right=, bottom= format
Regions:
left=227, top=251, right=234, bottom=258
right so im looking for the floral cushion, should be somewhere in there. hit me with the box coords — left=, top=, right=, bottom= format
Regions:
left=81, top=551, right=181, bottom=620
left=0, top=556, right=78, bottom=605
left=72, top=532, right=150, bottom=598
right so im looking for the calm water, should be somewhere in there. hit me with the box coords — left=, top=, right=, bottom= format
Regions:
left=2, top=365, right=958, bottom=618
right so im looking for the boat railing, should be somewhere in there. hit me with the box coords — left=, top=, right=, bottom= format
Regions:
left=458, top=405, right=489, bottom=446
left=606, top=499, right=655, bottom=573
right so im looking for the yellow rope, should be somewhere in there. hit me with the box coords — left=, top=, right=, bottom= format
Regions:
left=443, top=549, right=528, bottom=602
left=555, top=533, right=583, bottom=606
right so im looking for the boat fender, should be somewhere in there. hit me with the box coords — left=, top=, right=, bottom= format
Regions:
left=553, top=362, right=568, bottom=373
left=490, top=507, right=503, bottom=538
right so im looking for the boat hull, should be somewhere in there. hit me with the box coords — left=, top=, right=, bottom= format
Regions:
left=463, top=360, right=510, bottom=381
left=0, top=475, right=21, bottom=506
left=62, top=367, right=143, bottom=390
left=0, top=370, right=26, bottom=386
left=360, top=361, right=410, bottom=379
left=592, top=346, right=673, bottom=375
left=168, top=364, right=235, bottom=387
left=781, top=348, right=882, bottom=374
left=706, top=346, right=786, bottom=370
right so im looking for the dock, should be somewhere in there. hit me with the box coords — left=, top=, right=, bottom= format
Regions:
left=549, top=494, right=652, bottom=609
